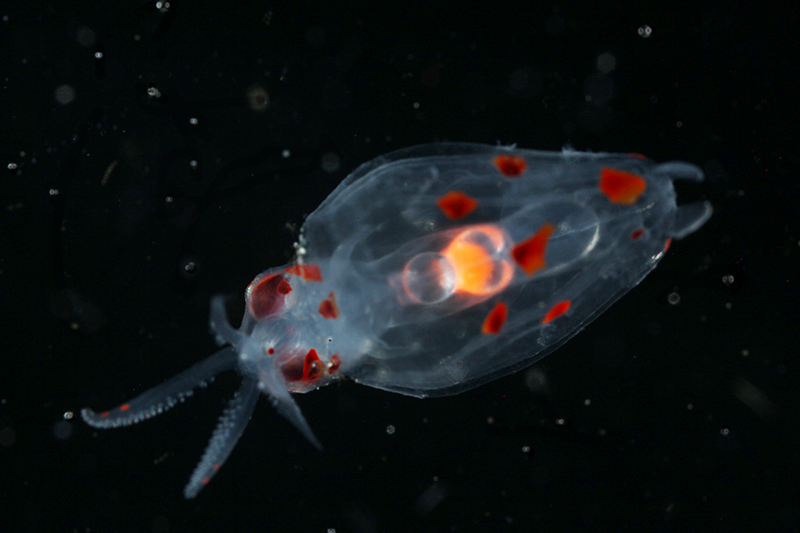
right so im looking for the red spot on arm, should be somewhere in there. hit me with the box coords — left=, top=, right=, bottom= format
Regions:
left=267, top=347, right=275, bottom=355
left=512, top=223, right=554, bottom=276
left=437, top=191, right=478, bottom=220
left=277, top=279, right=292, bottom=295
left=482, top=301, right=508, bottom=334
left=202, top=477, right=210, bottom=485
left=285, top=264, right=323, bottom=282
left=119, top=404, right=130, bottom=412
left=630, top=228, right=645, bottom=240
left=212, top=464, right=220, bottom=471
left=493, top=154, right=527, bottom=177
left=599, top=168, right=646, bottom=205
left=318, top=291, right=339, bottom=319
left=628, top=153, right=647, bottom=159
left=100, top=411, right=110, bottom=418
left=663, top=238, right=672, bottom=252
left=542, top=300, right=571, bottom=324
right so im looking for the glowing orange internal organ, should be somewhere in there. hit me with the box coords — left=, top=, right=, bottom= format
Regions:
left=441, top=225, right=514, bottom=296
left=437, top=191, right=478, bottom=220
left=285, top=264, right=323, bottom=282
left=542, top=300, right=571, bottom=324
left=493, top=154, right=527, bottom=177
left=318, top=291, right=339, bottom=319
left=511, top=223, right=554, bottom=276
left=599, top=168, right=646, bottom=205
left=482, top=301, right=508, bottom=334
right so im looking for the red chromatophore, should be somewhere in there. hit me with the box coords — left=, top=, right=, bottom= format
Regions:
left=542, top=300, right=571, bottom=324
left=437, top=191, right=478, bottom=220
left=599, top=168, right=646, bottom=205
left=493, top=154, right=527, bottom=177
left=280, top=349, right=325, bottom=383
left=482, top=301, right=508, bottom=334
left=318, top=291, right=339, bottom=319
left=285, top=264, right=323, bottom=282
left=511, top=223, right=554, bottom=276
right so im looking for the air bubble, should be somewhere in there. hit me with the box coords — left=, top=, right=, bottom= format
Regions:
left=667, top=292, right=680, bottom=305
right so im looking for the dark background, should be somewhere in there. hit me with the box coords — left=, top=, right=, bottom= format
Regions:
left=2, top=2, right=797, bottom=532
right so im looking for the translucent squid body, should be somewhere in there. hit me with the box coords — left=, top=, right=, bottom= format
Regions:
left=82, top=143, right=712, bottom=498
